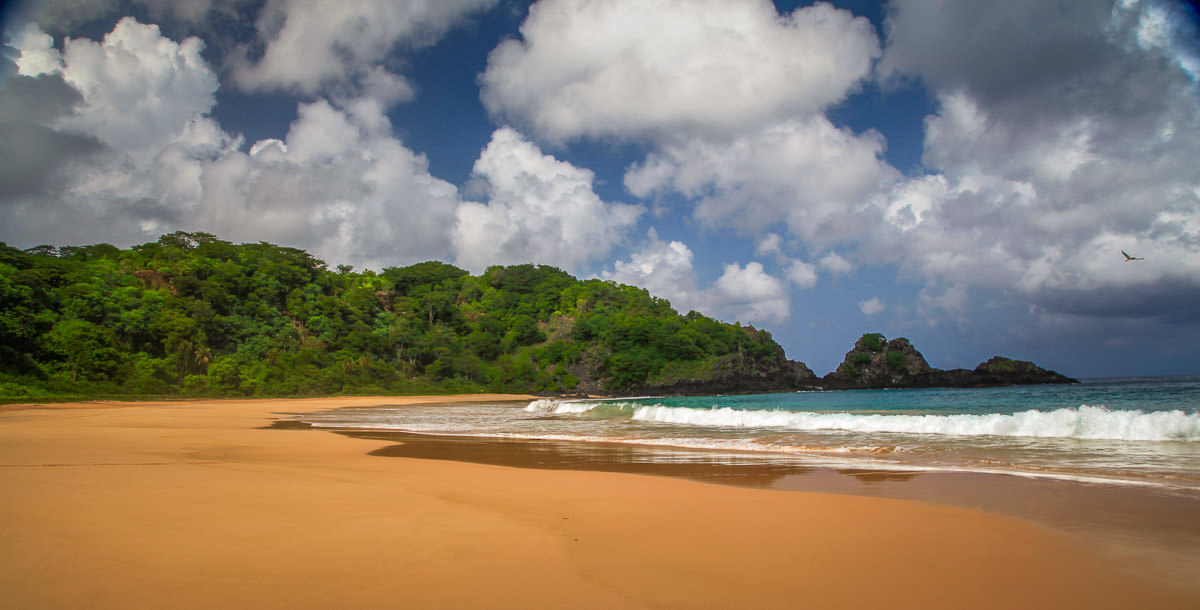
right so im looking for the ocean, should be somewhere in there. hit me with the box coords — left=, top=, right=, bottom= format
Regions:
left=291, top=376, right=1200, bottom=491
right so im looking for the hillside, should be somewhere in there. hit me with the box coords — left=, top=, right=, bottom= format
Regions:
left=0, top=232, right=812, bottom=400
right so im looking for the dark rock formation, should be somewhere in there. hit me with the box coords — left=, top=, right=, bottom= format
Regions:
left=821, top=333, right=1078, bottom=390
left=821, top=334, right=935, bottom=389
left=633, top=351, right=819, bottom=396
left=946, top=356, right=1079, bottom=387
left=589, top=340, right=820, bottom=396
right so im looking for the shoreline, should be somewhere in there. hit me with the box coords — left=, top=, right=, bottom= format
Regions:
left=318, top=424, right=1200, bottom=594
left=3, top=395, right=1197, bottom=608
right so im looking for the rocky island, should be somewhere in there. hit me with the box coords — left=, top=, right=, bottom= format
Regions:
left=818, top=333, right=1078, bottom=390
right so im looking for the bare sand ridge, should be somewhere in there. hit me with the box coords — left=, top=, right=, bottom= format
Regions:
left=2, top=396, right=1195, bottom=609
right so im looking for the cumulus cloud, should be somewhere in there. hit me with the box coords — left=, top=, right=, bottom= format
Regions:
left=452, top=127, right=644, bottom=273
left=8, top=0, right=491, bottom=102
left=600, top=230, right=702, bottom=314
left=231, top=0, right=496, bottom=97
left=44, top=18, right=218, bottom=158
left=859, top=297, right=885, bottom=316
left=1, top=18, right=463, bottom=268
left=711, top=262, right=791, bottom=324
left=755, top=233, right=784, bottom=257
left=191, top=99, right=463, bottom=268
left=10, top=23, right=61, bottom=74
left=602, top=233, right=791, bottom=324
left=868, top=0, right=1200, bottom=324
left=481, top=0, right=878, bottom=142
left=818, top=252, right=856, bottom=276
left=783, top=259, right=819, bottom=289
left=579, top=0, right=1200, bottom=332
left=625, top=116, right=899, bottom=243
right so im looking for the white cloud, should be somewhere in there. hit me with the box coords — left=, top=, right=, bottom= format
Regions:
left=625, top=116, right=899, bottom=243
left=2, top=19, right=464, bottom=269
left=755, top=233, right=783, bottom=257
left=600, top=230, right=701, bottom=314
left=452, top=127, right=644, bottom=273
left=481, top=0, right=878, bottom=142
left=604, top=0, right=1200, bottom=329
left=877, top=174, right=947, bottom=232
left=859, top=297, right=884, bottom=316
left=712, top=262, right=790, bottom=324
left=603, top=235, right=791, bottom=324
left=231, top=0, right=496, bottom=97
left=195, top=99, right=463, bottom=269
left=22, top=18, right=218, bottom=160
left=783, top=259, right=818, bottom=289
left=818, top=252, right=855, bottom=276
left=11, top=24, right=62, bottom=75
left=858, top=0, right=1200, bottom=324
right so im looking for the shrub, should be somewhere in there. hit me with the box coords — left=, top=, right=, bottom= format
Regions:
left=860, top=333, right=886, bottom=351
left=987, top=357, right=1016, bottom=373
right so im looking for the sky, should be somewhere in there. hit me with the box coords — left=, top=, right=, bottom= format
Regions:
left=2, top=0, right=1199, bottom=378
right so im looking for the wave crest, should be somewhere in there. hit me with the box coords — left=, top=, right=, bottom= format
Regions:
left=630, top=404, right=1199, bottom=442
left=527, top=400, right=1200, bottom=442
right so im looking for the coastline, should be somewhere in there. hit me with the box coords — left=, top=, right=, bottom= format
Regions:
left=2, top=396, right=1196, bottom=609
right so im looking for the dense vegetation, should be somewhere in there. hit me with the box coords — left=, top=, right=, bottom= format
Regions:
left=0, top=232, right=790, bottom=401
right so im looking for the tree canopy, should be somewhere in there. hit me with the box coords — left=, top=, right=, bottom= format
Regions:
left=0, top=232, right=790, bottom=400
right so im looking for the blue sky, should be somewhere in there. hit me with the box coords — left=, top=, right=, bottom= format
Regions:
left=2, top=0, right=1200, bottom=377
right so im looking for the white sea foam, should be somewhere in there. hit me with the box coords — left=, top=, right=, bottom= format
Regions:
left=623, top=404, right=1200, bottom=442
left=524, top=398, right=596, bottom=414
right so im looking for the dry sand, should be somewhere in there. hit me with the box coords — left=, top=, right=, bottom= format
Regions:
left=1, top=396, right=1195, bottom=609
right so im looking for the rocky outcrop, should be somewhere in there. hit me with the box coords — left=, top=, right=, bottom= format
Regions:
left=945, top=356, right=1079, bottom=387
left=822, top=334, right=1078, bottom=390
left=821, top=334, right=934, bottom=389
left=614, top=343, right=820, bottom=396
left=632, top=351, right=819, bottom=396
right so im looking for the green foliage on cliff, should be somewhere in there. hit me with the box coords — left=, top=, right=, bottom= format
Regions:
left=859, top=333, right=886, bottom=351
left=982, top=357, right=1017, bottom=373
left=0, top=232, right=788, bottom=400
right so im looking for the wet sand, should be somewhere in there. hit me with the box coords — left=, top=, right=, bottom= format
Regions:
left=2, top=396, right=1197, bottom=609
left=344, top=425, right=1200, bottom=593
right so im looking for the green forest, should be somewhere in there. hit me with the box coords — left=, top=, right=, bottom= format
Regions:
left=0, top=232, right=791, bottom=401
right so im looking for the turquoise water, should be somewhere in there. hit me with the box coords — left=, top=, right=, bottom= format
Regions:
left=298, top=376, right=1200, bottom=490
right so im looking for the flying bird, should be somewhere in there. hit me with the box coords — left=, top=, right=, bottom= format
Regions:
left=1121, top=250, right=1144, bottom=262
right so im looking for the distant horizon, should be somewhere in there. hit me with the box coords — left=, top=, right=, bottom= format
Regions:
left=3, top=0, right=1199, bottom=379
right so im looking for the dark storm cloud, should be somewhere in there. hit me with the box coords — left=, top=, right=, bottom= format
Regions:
left=0, top=66, right=107, bottom=199
left=1035, top=281, right=1200, bottom=323
left=879, top=0, right=1117, bottom=104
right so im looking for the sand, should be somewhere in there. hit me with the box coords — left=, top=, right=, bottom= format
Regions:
left=1, top=396, right=1195, bottom=609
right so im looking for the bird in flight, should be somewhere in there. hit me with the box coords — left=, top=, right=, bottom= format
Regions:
left=1122, top=250, right=1144, bottom=262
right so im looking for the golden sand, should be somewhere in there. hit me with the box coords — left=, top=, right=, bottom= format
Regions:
left=1, top=396, right=1195, bottom=609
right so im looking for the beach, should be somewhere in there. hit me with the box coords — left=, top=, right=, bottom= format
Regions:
left=2, top=396, right=1196, bottom=609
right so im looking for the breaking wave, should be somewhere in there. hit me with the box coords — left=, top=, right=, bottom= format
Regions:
left=525, top=400, right=1200, bottom=442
